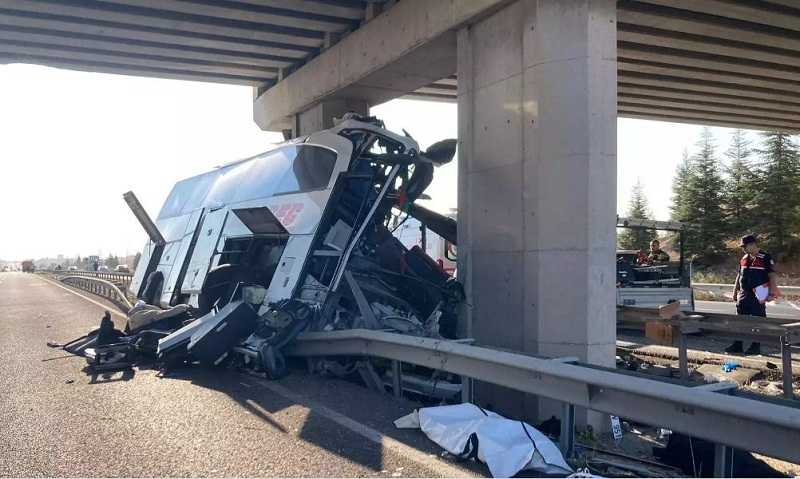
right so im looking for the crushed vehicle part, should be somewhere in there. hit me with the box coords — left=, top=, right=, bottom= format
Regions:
left=157, top=301, right=256, bottom=365
left=185, top=300, right=257, bottom=366
left=49, top=311, right=142, bottom=372
left=119, top=113, right=464, bottom=379
left=84, top=343, right=135, bottom=372
left=125, top=301, right=191, bottom=333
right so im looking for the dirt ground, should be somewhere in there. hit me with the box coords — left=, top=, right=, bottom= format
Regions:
left=615, top=328, right=800, bottom=477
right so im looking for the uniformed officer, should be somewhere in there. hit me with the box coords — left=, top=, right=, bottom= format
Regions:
left=725, top=234, right=778, bottom=355
left=646, top=239, right=670, bottom=265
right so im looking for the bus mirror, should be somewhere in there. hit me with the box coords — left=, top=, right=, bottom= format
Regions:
left=422, top=139, right=457, bottom=165
left=445, top=242, right=457, bottom=262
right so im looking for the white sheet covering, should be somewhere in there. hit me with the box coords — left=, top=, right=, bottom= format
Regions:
left=415, top=403, right=573, bottom=478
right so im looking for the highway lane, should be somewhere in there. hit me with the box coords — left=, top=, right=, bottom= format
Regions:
left=695, top=299, right=800, bottom=320
left=0, top=272, right=475, bottom=477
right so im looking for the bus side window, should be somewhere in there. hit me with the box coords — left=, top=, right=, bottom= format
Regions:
left=276, top=145, right=337, bottom=194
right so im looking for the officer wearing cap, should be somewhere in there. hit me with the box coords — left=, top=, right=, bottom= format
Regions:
left=726, top=234, right=778, bottom=355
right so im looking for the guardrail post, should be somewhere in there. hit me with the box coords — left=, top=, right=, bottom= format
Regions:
left=460, top=376, right=473, bottom=404
left=391, top=360, right=402, bottom=399
left=559, top=402, right=575, bottom=459
left=781, top=334, right=794, bottom=400
left=692, top=381, right=737, bottom=477
left=678, top=329, right=689, bottom=381
left=714, top=443, right=733, bottom=478
left=550, top=356, right=577, bottom=459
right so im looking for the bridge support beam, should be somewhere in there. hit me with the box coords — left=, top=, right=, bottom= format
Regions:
left=293, top=98, right=369, bottom=137
left=457, top=0, right=617, bottom=427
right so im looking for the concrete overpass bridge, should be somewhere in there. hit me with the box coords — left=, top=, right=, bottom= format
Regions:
left=2, top=0, right=799, bottom=422
left=2, top=1, right=798, bottom=132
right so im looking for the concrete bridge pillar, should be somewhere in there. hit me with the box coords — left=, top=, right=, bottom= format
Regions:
left=293, top=98, right=369, bottom=137
left=457, top=0, right=617, bottom=426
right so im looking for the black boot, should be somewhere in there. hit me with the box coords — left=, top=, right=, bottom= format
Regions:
left=745, top=342, right=761, bottom=356
left=725, top=341, right=743, bottom=354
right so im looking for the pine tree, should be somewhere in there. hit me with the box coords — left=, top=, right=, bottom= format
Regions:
left=619, top=179, right=656, bottom=250
left=752, top=132, right=800, bottom=256
left=670, top=148, right=691, bottom=221
left=105, top=254, right=119, bottom=268
left=722, top=130, right=757, bottom=237
left=683, top=128, right=727, bottom=259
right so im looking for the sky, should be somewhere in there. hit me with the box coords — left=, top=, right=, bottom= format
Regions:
left=0, top=63, right=761, bottom=261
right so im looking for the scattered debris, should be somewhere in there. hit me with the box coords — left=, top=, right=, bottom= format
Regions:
left=693, top=363, right=759, bottom=387
left=610, top=416, right=623, bottom=443
left=64, top=379, right=74, bottom=384
left=568, top=467, right=599, bottom=477
left=653, top=433, right=787, bottom=477
left=721, top=360, right=740, bottom=373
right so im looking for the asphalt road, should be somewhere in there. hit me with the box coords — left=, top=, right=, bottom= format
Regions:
left=695, top=299, right=800, bottom=320
left=0, top=272, right=476, bottom=477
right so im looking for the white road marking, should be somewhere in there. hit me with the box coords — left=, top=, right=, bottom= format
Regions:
left=254, top=379, right=472, bottom=478
left=35, top=275, right=127, bottom=319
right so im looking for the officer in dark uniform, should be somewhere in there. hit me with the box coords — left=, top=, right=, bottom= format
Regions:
left=725, top=234, right=778, bottom=355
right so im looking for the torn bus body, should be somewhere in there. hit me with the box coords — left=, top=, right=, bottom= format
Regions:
left=124, top=115, right=462, bottom=377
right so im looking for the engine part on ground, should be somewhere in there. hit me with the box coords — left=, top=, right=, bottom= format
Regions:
left=258, top=344, right=287, bottom=379
left=247, top=299, right=314, bottom=378
left=84, top=342, right=136, bottom=372
left=256, top=299, right=313, bottom=348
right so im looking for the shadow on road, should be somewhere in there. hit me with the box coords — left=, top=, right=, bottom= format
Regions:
left=159, top=366, right=390, bottom=473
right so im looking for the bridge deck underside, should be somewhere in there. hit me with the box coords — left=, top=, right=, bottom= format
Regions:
left=1, top=0, right=798, bottom=132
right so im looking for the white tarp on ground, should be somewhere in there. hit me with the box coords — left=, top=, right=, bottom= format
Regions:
left=399, top=403, right=573, bottom=478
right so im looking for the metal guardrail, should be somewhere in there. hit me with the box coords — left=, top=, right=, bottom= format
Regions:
left=619, top=305, right=799, bottom=399
left=57, top=275, right=134, bottom=311
left=42, top=269, right=133, bottom=291
left=694, top=282, right=800, bottom=296
left=29, top=269, right=800, bottom=466
left=288, top=329, right=800, bottom=466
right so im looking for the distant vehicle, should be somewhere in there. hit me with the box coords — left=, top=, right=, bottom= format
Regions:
left=616, top=217, right=694, bottom=311
left=98, top=265, right=110, bottom=272
left=68, top=265, right=79, bottom=271
left=21, top=260, right=35, bottom=273
left=115, top=264, right=131, bottom=273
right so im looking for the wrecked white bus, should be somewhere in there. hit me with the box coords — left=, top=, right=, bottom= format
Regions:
left=119, top=115, right=461, bottom=377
